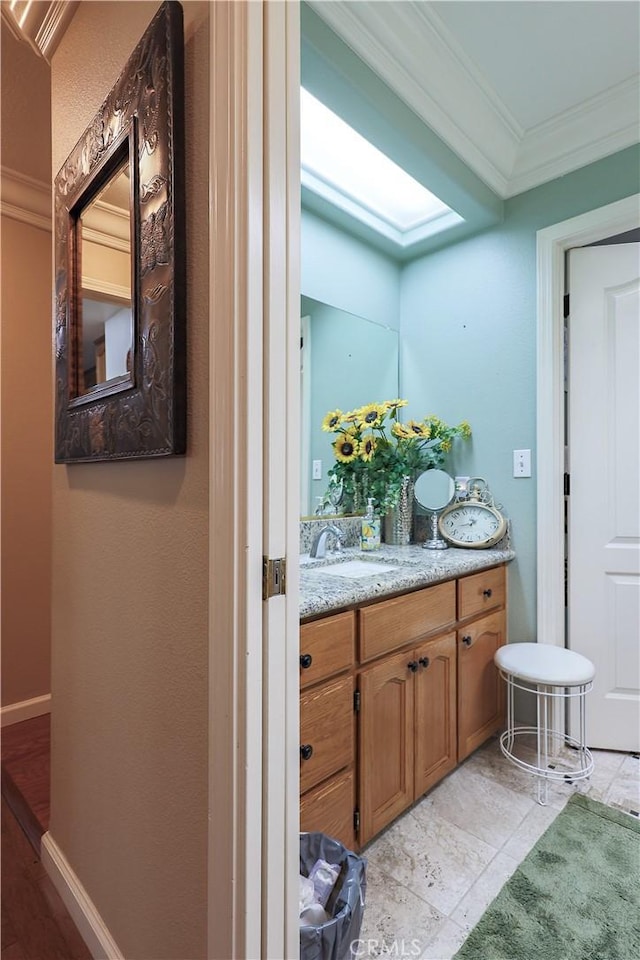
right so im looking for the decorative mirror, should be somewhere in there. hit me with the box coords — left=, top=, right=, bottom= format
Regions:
left=54, top=1, right=185, bottom=462
left=414, top=469, right=455, bottom=550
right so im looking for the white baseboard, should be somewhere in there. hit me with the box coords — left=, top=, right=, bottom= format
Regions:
left=1, top=693, right=51, bottom=727
left=41, top=832, right=124, bottom=960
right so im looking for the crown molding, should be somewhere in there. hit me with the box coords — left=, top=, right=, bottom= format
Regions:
left=1, top=0, right=78, bottom=61
left=508, top=76, right=640, bottom=197
left=81, top=277, right=130, bottom=302
left=0, top=166, right=51, bottom=231
left=82, top=200, right=131, bottom=253
left=308, top=0, right=518, bottom=196
left=308, top=0, right=640, bottom=200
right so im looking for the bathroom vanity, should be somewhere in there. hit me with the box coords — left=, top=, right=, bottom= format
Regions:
left=299, top=546, right=514, bottom=849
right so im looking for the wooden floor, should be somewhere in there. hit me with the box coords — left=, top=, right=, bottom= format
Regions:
left=1, top=714, right=51, bottom=853
left=1, top=716, right=91, bottom=960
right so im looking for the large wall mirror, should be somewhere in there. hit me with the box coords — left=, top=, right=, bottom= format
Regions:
left=300, top=296, right=399, bottom=516
left=78, top=156, right=133, bottom=393
left=54, top=1, right=185, bottom=463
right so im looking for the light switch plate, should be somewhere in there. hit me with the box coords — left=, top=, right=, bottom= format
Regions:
left=312, top=459, right=322, bottom=480
left=513, top=449, right=531, bottom=478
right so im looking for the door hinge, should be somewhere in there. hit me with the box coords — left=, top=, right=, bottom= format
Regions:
left=563, top=293, right=570, bottom=318
left=262, top=557, right=286, bottom=600
left=354, top=690, right=361, bottom=713
left=353, top=809, right=360, bottom=834
left=564, top=472, right=570, bottom=496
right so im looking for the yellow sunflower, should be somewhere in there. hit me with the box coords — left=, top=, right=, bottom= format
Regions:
left=360, top=434, right=377, bottom=462
left=391, top=422, right=413, bottom=440
left=333, top=432, right=359, bottom=463
left=358, top=403, right=386, bottom=428
left=342, top=409, right=361, bottom=424
left=322, top=409, right=343, bottom=432
left=406, top=419, right=430, bottom=439
left=384, top=399, right=409, bottom=410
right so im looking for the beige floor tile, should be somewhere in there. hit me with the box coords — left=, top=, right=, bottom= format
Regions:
left=414, top=762, right=533, bottom=848
left=501, top=800, right=562, bottom=861
left=462, top=738, right=539, bottom=799
left=356, top=861, right=444, bottom=959
left=420, top=919, right=468, bottom=960
left=603, top=753, right=640, bottom=815
left=364, top=807, right=497, bottom=917
left=355, top=741, right=637, bottom=960
left=449, top=850, right=520, bottom=932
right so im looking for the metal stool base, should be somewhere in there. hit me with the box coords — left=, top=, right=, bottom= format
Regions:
left=498, top=670, right=594, bottom=805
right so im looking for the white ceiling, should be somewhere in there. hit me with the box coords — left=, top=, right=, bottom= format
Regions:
left=309, top=0, right=640, bottom=198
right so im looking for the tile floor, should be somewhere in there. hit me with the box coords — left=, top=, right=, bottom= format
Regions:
left=356, top=738, right=640, bottom=959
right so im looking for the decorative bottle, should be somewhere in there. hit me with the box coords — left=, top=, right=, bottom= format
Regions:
left=361, top=498, right=381, bottom=551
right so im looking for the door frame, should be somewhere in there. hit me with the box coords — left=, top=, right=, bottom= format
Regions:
left=536, top=194, right=640, bottom=733
left=207, top=3, right=300, bottom=958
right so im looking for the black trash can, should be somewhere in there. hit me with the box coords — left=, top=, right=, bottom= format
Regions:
left=300, top=832, right=367, bottom=960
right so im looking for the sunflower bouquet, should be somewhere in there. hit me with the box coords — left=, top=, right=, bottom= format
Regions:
left=322, top=399, right=471, bottom=514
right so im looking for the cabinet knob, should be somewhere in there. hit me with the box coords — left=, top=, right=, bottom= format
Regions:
left=300, top=744, right=313, bottom=761
left=407, top=660, right=418, bottom=673
left=299, top=653, right=313, bottom=669
left=462, top=635, right=472, bottom=647
left=418, top=657, right=430, bottom=669
left=483, top=588, right=493, bottom=598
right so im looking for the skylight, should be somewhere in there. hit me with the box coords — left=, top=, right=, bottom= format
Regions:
left=300, top=88, right=463, bottom=246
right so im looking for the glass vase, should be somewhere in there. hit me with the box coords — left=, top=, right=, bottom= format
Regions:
left=383, top=476, right=414, bottom=545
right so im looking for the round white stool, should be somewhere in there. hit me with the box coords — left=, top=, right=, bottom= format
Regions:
left=494, top=643, right=595, bottom=805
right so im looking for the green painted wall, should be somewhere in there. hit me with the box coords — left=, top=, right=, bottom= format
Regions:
left=300, top=211, right=401, bottom=513
left=300, top=145, right=639, bottom=651
left=301, top=296, right=398, bottom=514
left=301, top=208, right=401, bottom=327
left=400, top=145, right=640, bottom=646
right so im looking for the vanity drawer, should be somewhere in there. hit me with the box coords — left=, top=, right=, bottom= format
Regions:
left=458, top=566, right=505, bottom=621
left=300, top=611, right=355, bottom=689
left=359, top=581, right=456, bottom=663
left=300, top=674, right=354, bottom=793
left=300, top=768, right=356, bottom=850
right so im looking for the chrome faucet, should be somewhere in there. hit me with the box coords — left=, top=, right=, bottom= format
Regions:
left=310, top=523, right=345, bottom=559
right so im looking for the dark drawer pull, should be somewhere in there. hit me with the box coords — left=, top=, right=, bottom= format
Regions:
left=300, top=653, right=313, bottom=669
left=300, top=744, right=314, bottom=761
left=483, top=588, right=493, bottom=598
left=419, top=657, right=430, bottom=669
left=462, top=635, right=472, bottom=647
left=407, top=660, right=418, bottom=673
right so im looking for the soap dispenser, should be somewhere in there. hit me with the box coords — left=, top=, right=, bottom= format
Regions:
left=361, top=498, right=381, bottom=551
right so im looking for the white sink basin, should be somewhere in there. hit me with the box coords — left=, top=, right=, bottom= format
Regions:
left=315, top=560, right=397, bottom=579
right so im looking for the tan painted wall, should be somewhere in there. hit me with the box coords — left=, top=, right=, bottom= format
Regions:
left=1, top=216, right=53, bottom=708
left=1, top=20, right=53, bottom=710
left=1, top=23, right=52, bottom=183
left=50, top=3, right=210, bottom=957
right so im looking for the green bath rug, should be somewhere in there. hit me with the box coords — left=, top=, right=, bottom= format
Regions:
left=454, top=793, right=640, bottom=960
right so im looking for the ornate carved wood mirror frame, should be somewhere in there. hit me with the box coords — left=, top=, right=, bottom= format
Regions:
left=54, top=1, right=185, bottom=462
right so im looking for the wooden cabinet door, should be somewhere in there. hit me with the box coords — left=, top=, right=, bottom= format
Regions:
left=457, top=610, right=506, bottom=761
left=300, top=674, right=354, bottom=794
left=300, top=768, right=356, bottom=851
left=358, top=649, right=414, bottom=844
left=414, top=632, right=457, bottom=798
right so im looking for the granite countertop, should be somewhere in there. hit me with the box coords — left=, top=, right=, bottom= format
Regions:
left=299, top=544, right=515, bottom=620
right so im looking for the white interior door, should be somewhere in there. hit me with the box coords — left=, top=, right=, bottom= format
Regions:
left=568, top=243, right=640, bottom=750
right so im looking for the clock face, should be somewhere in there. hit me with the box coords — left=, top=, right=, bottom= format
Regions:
left=439, top=503, right=505, bottom=548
